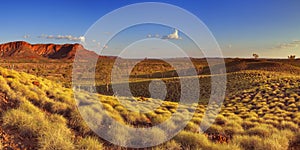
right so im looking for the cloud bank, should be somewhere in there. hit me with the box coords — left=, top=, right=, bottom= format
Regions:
left=146, top=29, right=181, bottom=40
left=38, top=34, right=85, bottom=43
left=273, top=40, right=300, bottom=50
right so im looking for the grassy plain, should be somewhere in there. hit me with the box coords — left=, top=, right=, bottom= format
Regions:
left=0, top=58, right=299, bottom=149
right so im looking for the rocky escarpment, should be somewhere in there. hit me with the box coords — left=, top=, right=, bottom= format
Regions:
left=0, top=41, right=97, bottom=59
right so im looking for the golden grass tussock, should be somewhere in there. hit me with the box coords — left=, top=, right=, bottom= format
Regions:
left=76, top=136, right=103, bottom=150
left=174, top=130, right=211, bottom=149
left=153, top=140, right=181, bottom=150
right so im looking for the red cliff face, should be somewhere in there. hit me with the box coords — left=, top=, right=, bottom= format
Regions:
left=0, top=41, right=97, bottom=59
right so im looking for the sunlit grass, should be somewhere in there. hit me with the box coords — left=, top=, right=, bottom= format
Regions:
left=0, top=66, right=300, bottom=149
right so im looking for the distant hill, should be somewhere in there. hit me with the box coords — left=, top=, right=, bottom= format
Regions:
left=202, top=59, right=300, bottom=75
left=0, top=41, right=98, bottom=60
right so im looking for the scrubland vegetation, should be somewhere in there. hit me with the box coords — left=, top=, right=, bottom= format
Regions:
left=0, top=58, right=300, bottom=149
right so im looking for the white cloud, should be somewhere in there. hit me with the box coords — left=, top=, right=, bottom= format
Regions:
left=162, top=29, right=182, bottom=40
left=78, top=36, right=85, bottom=43
left=38, top=34, right=85, bottom=43
left=146, top=34, right=161, bottom=38
left=228, top=44, right=232, bottom=48
left=273, top=40, right=299, bottom=50
left=23, top=35, right=30, bottom=39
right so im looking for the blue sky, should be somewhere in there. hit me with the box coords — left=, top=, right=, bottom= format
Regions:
left=1, top=0, right=300, bottom=58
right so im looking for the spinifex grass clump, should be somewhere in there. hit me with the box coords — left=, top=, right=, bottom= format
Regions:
left=76, top=136, right=103, bottom=150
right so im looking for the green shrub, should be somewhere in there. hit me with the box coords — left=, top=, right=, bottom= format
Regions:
left=76, top=136, right=103, bottom=150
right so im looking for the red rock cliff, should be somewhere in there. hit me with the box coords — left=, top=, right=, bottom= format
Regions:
left=0, top=41, right=96, bottom=59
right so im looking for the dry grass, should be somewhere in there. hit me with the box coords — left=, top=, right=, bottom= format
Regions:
left=174, top=130, right=211, bottom=149
left=76, top=136, right=103, bottom=150
left=1, top=62, right=300, bottom=149
left=153, top=140, right=181, bottom=150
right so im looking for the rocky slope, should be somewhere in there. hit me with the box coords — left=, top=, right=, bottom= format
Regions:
left=0, top=41, right=98, bottom=59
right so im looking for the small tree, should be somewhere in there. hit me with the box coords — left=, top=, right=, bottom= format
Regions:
left=288, top=55, right=296, bottom=59
left=252, top=53, right=259, bottom=59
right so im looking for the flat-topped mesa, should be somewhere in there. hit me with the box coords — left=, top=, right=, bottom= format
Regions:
left=0, top=41, right=94, bottom=59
